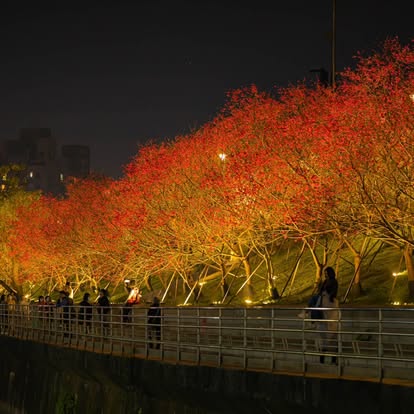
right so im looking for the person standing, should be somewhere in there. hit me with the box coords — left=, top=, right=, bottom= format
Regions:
left=123, top=286, right=141, bottom=323
left=78, top=293, right=93, bottom=334
left=147, top=297, right=161, bottom=349
left=56, top=290, right=71, bottom=334
left=97, top=289, right=111, bottom=335
left=319, top=266, right=338, bottom=301
left=318, top=266, right=339, bottom=364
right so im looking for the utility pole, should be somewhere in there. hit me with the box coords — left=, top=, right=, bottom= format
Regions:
left=331, top=0, right=336, bottom=88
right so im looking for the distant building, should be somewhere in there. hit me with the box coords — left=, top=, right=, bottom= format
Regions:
left=0, top=128, right=90, bottom=196
left=61, top=145, right=90, bottom=179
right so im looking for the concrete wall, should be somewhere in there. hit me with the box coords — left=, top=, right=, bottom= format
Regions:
left=0, top=336, right=412, bottom=414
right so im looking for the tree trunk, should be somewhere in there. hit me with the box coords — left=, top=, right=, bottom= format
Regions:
left=242, top=256, right=251, bottom=287
left=219, top=262, right=229, bottom=299
left=144, top=274, right=153, bottom=292
left=350, top=254, right=363, bottom=297
left=241, top=255, right=255, bottom=300
left=403, top=245, right=414, bottom=301
left=264, top=250, right=279, bottom=299
left=11, top=260, right=23, bottom=302
left=305, top=238, right=326, bottom=291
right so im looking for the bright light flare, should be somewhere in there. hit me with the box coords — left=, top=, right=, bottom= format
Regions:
left=218, top=153, right=227, bottom=161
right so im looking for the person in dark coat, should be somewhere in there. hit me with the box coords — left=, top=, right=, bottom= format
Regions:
left=147, top=297, right=161, bottom=349
left=97, top=289, right=111, bottom=335
left=56, top=290, right=71, bottom=332
left=78, top=292, right=93, bottom=333
left=307, top=266, right=339, bottom=321
left=319, top=266, right=338, bottom=301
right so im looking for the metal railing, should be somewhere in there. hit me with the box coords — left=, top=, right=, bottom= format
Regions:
left=1, top=304, right=414, bottom=382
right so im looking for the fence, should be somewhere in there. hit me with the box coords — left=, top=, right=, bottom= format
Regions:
left=0, top=303, right=413, bottom=382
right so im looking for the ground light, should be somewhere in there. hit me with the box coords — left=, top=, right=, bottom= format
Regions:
left=243, top=285, right=255, bottom=305
left=390, top=270, right=408, bottom=303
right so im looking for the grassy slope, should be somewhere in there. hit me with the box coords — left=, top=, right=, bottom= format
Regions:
left=180, top=241, right=407, bottom=307
left=33, top=241, right=407, bottom=307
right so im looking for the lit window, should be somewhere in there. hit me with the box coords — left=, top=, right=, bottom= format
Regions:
left=29, top=171, right=33, bottom=178
left=60, top=173, right=64, bottom=182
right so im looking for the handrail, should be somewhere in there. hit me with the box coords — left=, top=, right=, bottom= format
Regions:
left=1, top=304, right=414, bottom=383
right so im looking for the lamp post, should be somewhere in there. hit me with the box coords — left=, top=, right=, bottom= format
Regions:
left=310, top=0, right=336, bottom=88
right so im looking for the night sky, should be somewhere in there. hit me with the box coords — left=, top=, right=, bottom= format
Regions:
left=0, top=1, right=412, bottom=178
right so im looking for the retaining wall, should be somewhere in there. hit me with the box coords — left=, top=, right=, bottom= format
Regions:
left=0, top=336, right=412, bottom=414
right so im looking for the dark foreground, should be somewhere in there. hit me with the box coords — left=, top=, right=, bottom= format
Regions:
left=0, top=336, right=412, bottom=414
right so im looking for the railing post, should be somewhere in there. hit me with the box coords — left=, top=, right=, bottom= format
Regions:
left=196, top=307, right=201, bottom=364
left=109, top=307, right=113, bottom=353
left=301, top=307, right=306, bottom=373
left=378, top=308, right=383, bottom=380
left=218, top=307, right=222, bottom=367
left=177, top=307, right=181, bottom=362
left=271, top=308, right=275, bottom=371
left=243, top=308, right=247, bottom=369
left=337, top=307, right=342, bottom=376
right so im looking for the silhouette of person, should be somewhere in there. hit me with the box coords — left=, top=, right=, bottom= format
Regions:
left=147, top=297, right=161, bottom=349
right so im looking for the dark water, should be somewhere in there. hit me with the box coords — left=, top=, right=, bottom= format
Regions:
left=0, top=395, right=310, bottom=414
left=0, top=336, right=318, bottom=414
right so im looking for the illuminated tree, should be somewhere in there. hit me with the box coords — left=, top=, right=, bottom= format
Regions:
left=338, top=38, right=414, bottom=299
left=0, top=165, right=40, bottom=298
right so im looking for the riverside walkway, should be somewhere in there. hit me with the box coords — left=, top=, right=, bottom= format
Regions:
left=1, top=304, right=414, bottom=384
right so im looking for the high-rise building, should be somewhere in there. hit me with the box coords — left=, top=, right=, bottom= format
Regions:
left=61, top=145, right=90, bottom=180
left=0, top=128, right=90, bottom=196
